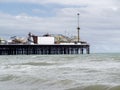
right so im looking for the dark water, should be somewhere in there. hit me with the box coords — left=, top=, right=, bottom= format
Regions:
left=0, top=53, right=120, bottom=90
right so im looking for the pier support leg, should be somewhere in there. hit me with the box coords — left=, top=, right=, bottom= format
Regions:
left=80, top=48, right=84, bottom=54
left=86, top=46, right=90, bottom=54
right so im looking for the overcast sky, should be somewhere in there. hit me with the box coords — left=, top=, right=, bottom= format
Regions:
left=0, top=0, right=120, bottom=53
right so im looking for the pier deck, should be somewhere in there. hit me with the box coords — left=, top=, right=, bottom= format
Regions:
left=0, top=44, right=90, bottom=55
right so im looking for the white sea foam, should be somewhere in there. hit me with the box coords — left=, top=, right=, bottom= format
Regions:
left=0, top=54, right=120, bottom=90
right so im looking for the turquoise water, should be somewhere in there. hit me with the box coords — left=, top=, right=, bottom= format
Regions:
left=0, top=53, right=120, bottom=90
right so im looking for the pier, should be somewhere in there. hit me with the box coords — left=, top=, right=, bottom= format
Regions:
left=0, top=13, right=90, bottom=55
left=0, top=44, right=90, bottom=55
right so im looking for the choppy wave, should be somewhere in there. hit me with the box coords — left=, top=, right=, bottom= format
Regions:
left=67, top=85, right=120, bottom=90
left=0, top=54, right=120, bottom=90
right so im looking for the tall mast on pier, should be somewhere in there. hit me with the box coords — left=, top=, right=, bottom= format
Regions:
left=77, top=13, right=80, bottom=42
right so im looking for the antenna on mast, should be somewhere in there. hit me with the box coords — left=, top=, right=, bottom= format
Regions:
left=77, top=13, right=80, bottom=42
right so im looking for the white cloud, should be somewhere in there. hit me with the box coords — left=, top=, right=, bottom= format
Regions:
left=0, top=0, right=117, bottom=7
left=0, top=0, right=120, bottom=52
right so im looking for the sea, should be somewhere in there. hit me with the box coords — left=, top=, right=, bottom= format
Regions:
left=0, top=53, right=120, bottom=90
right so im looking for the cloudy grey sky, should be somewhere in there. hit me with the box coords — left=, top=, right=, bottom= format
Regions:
left=0, top=0, right=120, bottom=53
